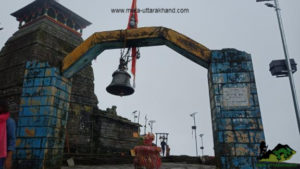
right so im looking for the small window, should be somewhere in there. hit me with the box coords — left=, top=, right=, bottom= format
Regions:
left=75, top=24, right=80, bottom=31
left=38, top=8, right=45, bottom=16
left=32, top=12, right=37, bottom=20
left=57, top=13, right=65, bottom=23
left=47, top=8, right=56, bottom=19
left=66, top=19, right=73, bottom=28
left=25, top=15, right=32, bottom=23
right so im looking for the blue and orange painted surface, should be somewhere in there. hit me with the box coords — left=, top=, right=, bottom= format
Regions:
left=15, top=61, right=71, bottom=169
left=208, top=49, right=267, bottom=169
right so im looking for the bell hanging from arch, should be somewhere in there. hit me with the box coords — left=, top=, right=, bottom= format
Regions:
left=106, top=69, right=134, bottom=96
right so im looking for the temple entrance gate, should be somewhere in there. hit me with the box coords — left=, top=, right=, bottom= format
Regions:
left=16, top=27, right=266, bottom=169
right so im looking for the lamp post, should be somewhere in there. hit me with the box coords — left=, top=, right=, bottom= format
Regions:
left=190, top=112, right=198, bottom=157
left=132, top=110, right=141, bottom=134
left=257, top=0, right=300, bottom=134
left=132, top=110, right=138, bottom=122
left=148, top=120, right=156, bottom=133
left=199, top=134, right=204, bottom=157
left=144, top=115, right=148, bottom=135
left=155, top=133, right=169, bottom=146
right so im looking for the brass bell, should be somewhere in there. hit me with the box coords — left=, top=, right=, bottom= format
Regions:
left=106, top=69, right=134, bottom=96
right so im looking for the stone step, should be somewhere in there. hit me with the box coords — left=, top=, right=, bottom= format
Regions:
left=61, top=163, right=216, bottom=169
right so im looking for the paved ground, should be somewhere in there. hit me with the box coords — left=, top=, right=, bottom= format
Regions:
left=61, top=163, right=216, bottom=169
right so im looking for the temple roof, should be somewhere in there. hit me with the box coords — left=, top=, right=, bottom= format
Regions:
left=11, top=0, right=91, bottom=29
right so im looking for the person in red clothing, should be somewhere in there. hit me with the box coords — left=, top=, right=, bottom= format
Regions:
left=0, top=98, right=16, bottom=169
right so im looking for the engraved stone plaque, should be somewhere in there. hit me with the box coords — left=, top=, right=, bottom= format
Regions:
left=222, top=87, right=250, bottom=108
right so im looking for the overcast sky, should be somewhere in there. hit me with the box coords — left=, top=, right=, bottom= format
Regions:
left=1, top=0, right=300, bottom=163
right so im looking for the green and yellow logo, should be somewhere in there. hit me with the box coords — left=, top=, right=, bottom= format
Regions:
left=258, top=141, right=296, bottom=162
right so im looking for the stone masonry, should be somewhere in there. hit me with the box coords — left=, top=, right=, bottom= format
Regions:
left=15, top=61, right=72, bottom=169
left=92, top=108, right=139, bottom=154
left=208, top=49, right=266, bottom=169
left=0, top=16, right=99, bottom=155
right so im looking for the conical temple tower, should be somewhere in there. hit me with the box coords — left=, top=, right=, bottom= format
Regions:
left=0, top=0, right=98, bottom=114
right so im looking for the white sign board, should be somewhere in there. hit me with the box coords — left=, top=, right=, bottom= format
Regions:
left=222, top=87, right=250, bottom=108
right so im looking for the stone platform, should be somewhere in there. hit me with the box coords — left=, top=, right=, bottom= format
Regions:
left=61, top=163, right=216, bottom=169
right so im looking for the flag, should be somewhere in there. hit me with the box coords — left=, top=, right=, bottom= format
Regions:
left=127, top=0, right=138, bottom=87
left=127, top=0, right=138, bottom=29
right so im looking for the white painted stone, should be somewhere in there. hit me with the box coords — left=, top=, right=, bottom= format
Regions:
left=222, top=87, right=250, bottom=108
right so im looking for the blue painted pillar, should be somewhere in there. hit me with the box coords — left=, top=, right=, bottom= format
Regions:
left=15, top=61, right=72, bottom=169
left=208, top=49, right=266, bottom=169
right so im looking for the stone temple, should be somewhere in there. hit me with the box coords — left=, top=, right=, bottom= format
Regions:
left=0, top=0, right=139, bottom=168
left=1, top=0, right=271, bottom=169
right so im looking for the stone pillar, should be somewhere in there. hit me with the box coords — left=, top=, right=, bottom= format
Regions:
left=15, top=61, right=72, bottom=169
left=208, top=49, right=266, bottom=169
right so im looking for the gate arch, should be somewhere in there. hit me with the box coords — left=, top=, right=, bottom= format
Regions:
left=61, top=27, right=211, bottom=78
left=17, top=27, right=266, bottom=169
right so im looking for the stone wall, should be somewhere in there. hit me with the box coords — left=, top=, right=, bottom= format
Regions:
left=15, top=61, right=71, bottom=169
left=92, top=108, right=140, bottom=154
left=66, top=107, right=140, bottom=155
left=13, top=60, right=139, bottom=169
left=208, top=49, right=266, bottom=169
left=0, top=17, right=97, bottom=116
left=0, top=17, right=97, bottom=152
